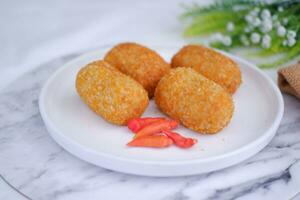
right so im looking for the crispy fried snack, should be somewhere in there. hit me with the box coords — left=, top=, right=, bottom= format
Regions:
left=76, top=60, right=149, bottom=125
left=155, top=68, right=234, bottom=134
left=171, top=45, right=241, bottom=94
left=104, top=43, right=170, bottom=97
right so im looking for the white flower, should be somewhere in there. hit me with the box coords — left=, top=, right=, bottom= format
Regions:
left=252, top=17, right=261, bottom=27
left=282, top=40, right=287, bottom=46
left=251, top=32, right=261, bottom=44
left=227, top=22, right=234, bottom=32
left=245, top=14, right=254, bottom=24
left=261, top=9, right=271, bottom=20
left=282, top=18, right=288, bottom=25
left=249, top=9, right=259, bottom=17
left=278, top=6, right=284, bottom=12
left=287, top=30, right=297, bottom=38
left=222, top=36, right=232, bottom=46
left=272, top=15, right=278, bottom=21
left=212, top=32, right=224, bottom=41
left=287, top=37, right=296, bottom=47
left=277, top=26, right=286, bottom=37
left=262, top=34, right=271, bottom=43
left=260, top=19, right=273, bottom=33
left=262, top=34, right=271, bottom=49
left=244, top=26, right=253, bottom=33
left=240, top=35, right=250, bottom=46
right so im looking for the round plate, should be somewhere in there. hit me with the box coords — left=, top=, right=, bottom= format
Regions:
left=39, top=45, right=284, bottom=177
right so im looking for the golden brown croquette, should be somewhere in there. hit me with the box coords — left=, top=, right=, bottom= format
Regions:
left=76, top=60, right=149, bottom=125
left=155, top=67, right=234, bottom=134
left=171, top=45, right=241, bottom=94
left=104, top=43, right=170, bottom=97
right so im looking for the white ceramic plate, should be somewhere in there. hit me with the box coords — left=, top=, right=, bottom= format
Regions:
left=39, top=45, right=284, bottom=177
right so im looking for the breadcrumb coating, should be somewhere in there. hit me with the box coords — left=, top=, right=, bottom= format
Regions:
left=171, top=45, right=241, bottom=94
left=76, top=60, right=149, bottom=125
left=104, top=43, right=170, bottom=97
left=155, top=68, right=234, bottom=134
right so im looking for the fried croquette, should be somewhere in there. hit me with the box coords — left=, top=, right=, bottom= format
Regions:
left=171, top=45, right=241, bottom=94
left=104, top=42, right=170, bottom=97
left=76, top=60, right=149, bottom=125
left=155, top=68, right=234, bottom=134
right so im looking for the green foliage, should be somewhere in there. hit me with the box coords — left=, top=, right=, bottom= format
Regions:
left=182, top=0, right=300, bottom=68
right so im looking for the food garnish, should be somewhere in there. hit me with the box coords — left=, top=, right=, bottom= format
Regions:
left=128, top=117, right=165, bottom=133
left=127, top=117, right=197, bottom=149
left=134, top=120, right=178, bottom=139
left=127, top=134, right=173, bottom=148
left=162, top=130, right=197, bottom=149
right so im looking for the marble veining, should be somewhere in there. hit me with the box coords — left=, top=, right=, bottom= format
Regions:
left=1, top=55, right=300, bottom=200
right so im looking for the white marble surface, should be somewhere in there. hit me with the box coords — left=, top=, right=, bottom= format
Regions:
left=0, top=54, right=300, bottom=200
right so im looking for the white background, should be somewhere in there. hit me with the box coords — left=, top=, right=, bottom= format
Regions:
left=0, top=0, right=200, bottom=90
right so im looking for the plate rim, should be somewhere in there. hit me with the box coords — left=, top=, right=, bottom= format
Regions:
left=39, top=44, right=284, bottom=167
